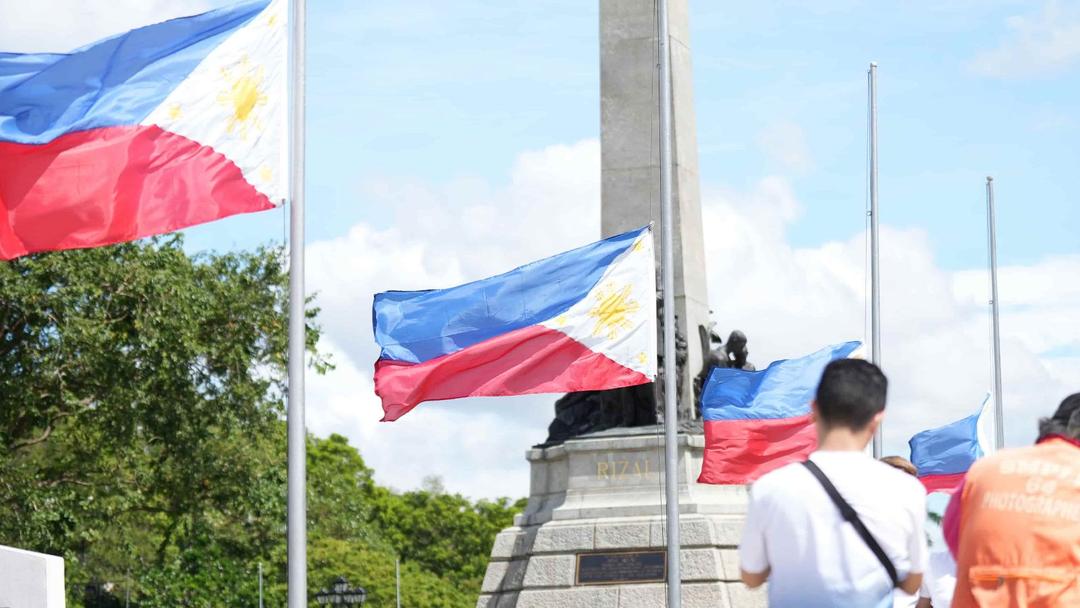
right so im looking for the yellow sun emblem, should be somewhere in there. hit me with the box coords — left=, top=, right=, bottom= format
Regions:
left=588, top=282, right=641, bottom=340
left=216, top=56, right=267, bottom=138
left=257, top=165, right=274, bottom=184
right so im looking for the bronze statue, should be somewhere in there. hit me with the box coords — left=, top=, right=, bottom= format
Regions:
left=723, top=330, right=755, bottom=371
left=693, top=324, right=724, bottom=406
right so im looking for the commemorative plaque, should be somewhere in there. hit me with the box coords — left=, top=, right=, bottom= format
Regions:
left=575, top=550, right=666, bottom=585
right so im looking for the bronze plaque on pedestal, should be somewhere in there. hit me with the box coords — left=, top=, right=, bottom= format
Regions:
left=575, top=550, right=666, bottom=585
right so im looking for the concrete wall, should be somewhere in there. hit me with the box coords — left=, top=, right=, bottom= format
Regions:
left=0, top=545, right=65, bottom=608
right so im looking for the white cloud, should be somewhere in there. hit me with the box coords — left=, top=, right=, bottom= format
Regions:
left=756, top=121, right=814, bottom=174
left=700, top=177, right=1076, bottom=454
left=969, top=0, right=1080, bottom=78
left=305, top=138, right=1078, bottom=500
left=953, top=255, right=1080, bottom=355
left=0, top=1, right=230, bottom=54
left=304, top=140, right=600, bottom=499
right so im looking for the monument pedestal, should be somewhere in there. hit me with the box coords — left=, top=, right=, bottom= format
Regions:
left=477, top=428, right=765, bottom=608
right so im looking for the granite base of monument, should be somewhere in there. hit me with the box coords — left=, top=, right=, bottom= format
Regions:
left=477, top=428, right=766, bottom=608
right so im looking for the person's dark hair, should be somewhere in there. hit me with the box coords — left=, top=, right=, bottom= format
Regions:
left=815, top=359, right=887, bottom=430
left=880, top=456, right=917, bottom=477
left=1037, top=393, right=1080, bottom=442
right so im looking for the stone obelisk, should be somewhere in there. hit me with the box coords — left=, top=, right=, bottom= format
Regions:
left=600, top=0, right=709, bottom=414
left=476, top=3, right=764, bottom=608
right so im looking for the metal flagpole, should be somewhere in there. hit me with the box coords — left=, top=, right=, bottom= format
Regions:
left=986, top=176, right=1005, bottom=449
left=287, top=0, right=308, bottom=606
left=396, top=557, right=402, bottom=608
left=657, top=1, right=681, bottom=606
left=868, top=62, right=883, bottom=459
left=259, top=562, right=265, bottom=608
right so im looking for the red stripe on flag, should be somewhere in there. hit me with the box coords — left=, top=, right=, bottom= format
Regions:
left=698, top=414, right=817, bottom=485
left=375, top=324, right=650, bottom=421
left=0, top=125, right=274, bottom=259
left=918, top=472, right=966, bottom=494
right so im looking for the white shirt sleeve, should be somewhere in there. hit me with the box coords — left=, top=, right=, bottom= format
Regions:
left=906, top=481, right=929, bottom=576
left=739, top=481, right=770, bottom=574
left=918, top=552, right=932, bottom=598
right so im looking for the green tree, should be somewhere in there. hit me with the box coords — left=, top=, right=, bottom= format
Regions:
left=368, top=481, right=526, bottom=589
left=0, top=239, right=323, bottom=606
left=304, top=435, right=525, bottom=607
left=0, top=239, right=525, bottom=607
left=308, top=537, right=474, bottom=608
left=308, top=434, right=377, bottom=544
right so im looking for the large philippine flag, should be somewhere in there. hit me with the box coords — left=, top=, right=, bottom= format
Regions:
left=908, top=397, right=993, bottom=494
left=0, top=0, right=285, bottom=260
left=697, top=341, right=861, bottom=485
left=373, top=226, right=657, bottom=421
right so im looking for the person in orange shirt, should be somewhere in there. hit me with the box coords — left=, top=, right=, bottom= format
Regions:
left=943, top=393, right=1080, bottom=607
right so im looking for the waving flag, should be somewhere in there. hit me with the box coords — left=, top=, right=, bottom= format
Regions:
left=697, top=341, right=861, bottom=485
left=0, top=0, right=285, bottom=260
left=373, top=227, right=656, bottom=421
left=908, top=397, right=993, bottom=493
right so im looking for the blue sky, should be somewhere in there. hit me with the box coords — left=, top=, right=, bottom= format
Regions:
left=178, top=0, right=1079, bottom=271
left=5, top=0, right=1078, bottom=497
left=196, top=0, right=1080, bottom=495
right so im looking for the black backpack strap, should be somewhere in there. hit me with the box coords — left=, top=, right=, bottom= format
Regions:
left=801, top=460, right=900, bottom=588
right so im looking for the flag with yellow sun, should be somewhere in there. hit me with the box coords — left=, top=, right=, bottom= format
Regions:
left=143, top=0, right=286, bottom=203
left=372, top=226, right=657, bottom=421
left=0, top=0, right=285, bottom=259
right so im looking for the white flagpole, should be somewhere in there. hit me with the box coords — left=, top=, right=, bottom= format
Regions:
left=868, top=62, right=883, bottom=459
left=986, top=177, right=1005, bottom=449
left=657, top=1, right=681, bottom=606
left=287, top=0, right=307, bottom=606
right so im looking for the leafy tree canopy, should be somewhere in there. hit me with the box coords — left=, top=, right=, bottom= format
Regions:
left=0, top=240, right=522, bottom=607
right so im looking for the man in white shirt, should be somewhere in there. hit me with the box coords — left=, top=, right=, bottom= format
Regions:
left=916, top=550, right=956, bottom=608
left=739, top=359, right=929, bottom=608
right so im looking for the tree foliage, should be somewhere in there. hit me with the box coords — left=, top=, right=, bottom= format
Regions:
left=368, top=485, right=527, bottom=589
left=303, top=434, right=524, bottom=608
left=0, top=240, right=522, bottom=607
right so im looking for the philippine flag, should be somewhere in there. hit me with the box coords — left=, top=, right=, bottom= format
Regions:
left=0, top=0, right=285, bottom=260
left=908, top=396, right=993, bottom=494
left=373, top=227, right=657, bottom=422
left=697, top=341, right=861, bottom=485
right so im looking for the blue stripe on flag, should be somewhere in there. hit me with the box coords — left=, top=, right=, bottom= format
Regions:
left=909, top=410, right=983, bottom=476
left=701, top=341, right=861, bottom=421
left=0, top=0, right=269, bottom=145
left=373, top=227, right=647, bottom=364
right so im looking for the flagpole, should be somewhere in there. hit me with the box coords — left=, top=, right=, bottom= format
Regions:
left=287, top=0, right=307, bottom=606
left=986, top=176, right=1005, bottom=450
left=868, top=62, right=883, bottom=459
left=657, top=0, right=681, bottom=606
